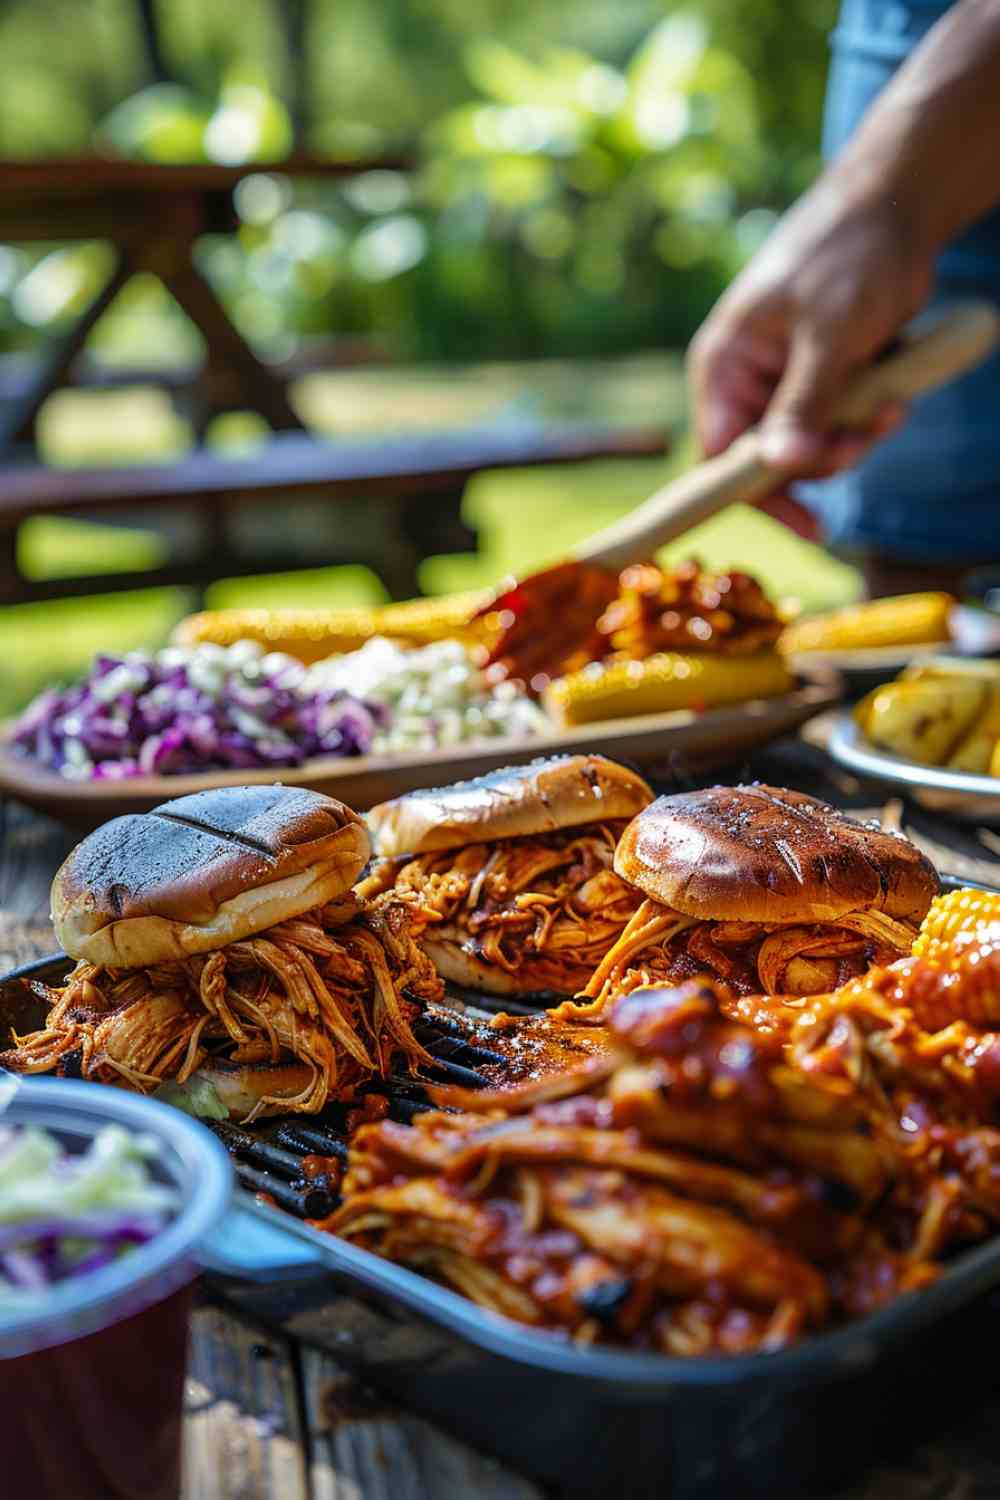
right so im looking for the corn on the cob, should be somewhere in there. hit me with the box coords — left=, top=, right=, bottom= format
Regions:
left=947, top=687, right=1000, bottom=774
left=173, top=591, right=493, bottom=663
left=543, top=650, right=794, bottom=727
left=854, top=678, right=988, bottom=766
left=779, top=592, right=954, bottom=655
left=912, top=888, right=1000, bottom=963
left=903, top=655, right=1000, bottom=683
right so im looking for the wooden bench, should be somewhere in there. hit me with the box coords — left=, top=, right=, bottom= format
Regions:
left=0, top=421, right=669, bottom=604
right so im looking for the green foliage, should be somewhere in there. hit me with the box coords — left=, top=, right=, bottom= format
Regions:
left=0, top=0, right=837, bottom=362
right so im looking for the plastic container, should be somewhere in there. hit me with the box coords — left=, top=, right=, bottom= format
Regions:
left=0, top=1079, right=233, bottom=1500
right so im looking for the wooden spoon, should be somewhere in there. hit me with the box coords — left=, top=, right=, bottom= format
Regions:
left=480, top=300, right=1000, bottom=687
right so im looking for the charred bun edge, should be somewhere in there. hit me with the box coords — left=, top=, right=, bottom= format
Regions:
left=613, top=782, right=939, bottom=926
left=367, top=754, right=654, bottom=859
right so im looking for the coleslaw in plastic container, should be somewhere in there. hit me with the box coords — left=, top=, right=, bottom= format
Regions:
left=0, top=1120, right=175, bottom=1305
left=0, top=1078, right=232, bottom=1500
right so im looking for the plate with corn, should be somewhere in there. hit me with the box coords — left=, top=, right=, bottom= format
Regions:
left=778, top=591, right=956, bottom=688
left=827, top=655, right=1000, bottom=821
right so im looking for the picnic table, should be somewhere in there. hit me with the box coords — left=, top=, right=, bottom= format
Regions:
left=5, top=731, right=1000, bottom=1498
left=0, top=154, right=670, bottom=605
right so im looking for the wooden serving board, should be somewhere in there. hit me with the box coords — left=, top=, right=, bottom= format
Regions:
left=0, top=667, right=839, bottom=829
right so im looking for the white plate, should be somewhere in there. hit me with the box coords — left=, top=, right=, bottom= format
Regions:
left=784, top=641, right=951, bottom=680
left=826, top=711, right=1000, bottom=823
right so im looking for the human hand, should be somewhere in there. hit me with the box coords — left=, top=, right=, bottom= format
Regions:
left=687, top=174, right=935, bottom=475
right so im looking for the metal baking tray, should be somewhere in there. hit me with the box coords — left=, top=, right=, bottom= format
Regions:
left=827, top=711, right=1000, bottom=822
left=4, top=873, right=1000, bottom=1500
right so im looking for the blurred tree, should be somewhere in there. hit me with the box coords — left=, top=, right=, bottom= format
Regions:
left=0, top=0, right=837, bottom=363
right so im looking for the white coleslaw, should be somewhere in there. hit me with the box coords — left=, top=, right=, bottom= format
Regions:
left=302, top=637, right=549, bottom=753
left=0, top=1123, right=175, bottom=1304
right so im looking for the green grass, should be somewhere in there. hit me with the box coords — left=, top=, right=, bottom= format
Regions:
left=0, top=365, right=861, bottom=717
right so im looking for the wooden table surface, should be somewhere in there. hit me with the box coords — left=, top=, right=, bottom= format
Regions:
left=7, top=734, right=1000, bottom=1500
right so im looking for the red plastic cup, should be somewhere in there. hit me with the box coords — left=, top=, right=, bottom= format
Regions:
left=0, top=1078, right=233, bottom=1500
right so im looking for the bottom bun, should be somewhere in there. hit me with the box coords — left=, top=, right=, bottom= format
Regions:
left=198, top=1058, right=316, bottom=1119
left=423, top=938, right=574, bottom=999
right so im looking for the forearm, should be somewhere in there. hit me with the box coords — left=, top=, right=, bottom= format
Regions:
left=830, top=0, right=1000, bottom=255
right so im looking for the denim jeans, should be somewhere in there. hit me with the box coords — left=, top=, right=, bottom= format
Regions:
left=799, top=0, right=1000, bottom=564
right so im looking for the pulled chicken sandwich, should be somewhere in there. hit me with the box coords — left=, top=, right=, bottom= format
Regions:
left=1, top=784, right=443, bottom=1121
left=357, top=755, right=653, bottom=997
left=564, top=783, right=939, bottom=1018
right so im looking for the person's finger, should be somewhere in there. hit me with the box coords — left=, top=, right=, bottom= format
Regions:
left=868, top=399, right=908, bottom=442
left=691, top=326, right=786, bottom=455
left=758, top=324, right=846, bottom=471
left=753, top=490, right=822, bottom=541
left=699, top=368, right=775, bottom=456
left=820, top=401, right=910, bottom=473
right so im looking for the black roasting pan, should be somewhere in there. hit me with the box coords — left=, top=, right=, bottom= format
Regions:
left=3, top=872, right=1000, bottom=1499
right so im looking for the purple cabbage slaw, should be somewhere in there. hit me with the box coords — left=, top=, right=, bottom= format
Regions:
left=0, top=1122, right=175, bottom=1302
left=11, top=640, right=387, bottom=781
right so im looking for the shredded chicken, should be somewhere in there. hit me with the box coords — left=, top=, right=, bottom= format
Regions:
left=358, top=822, right=643, bottom=995
left=330, top=925, right=1000, bottom=1352
left=1, top=896, right=443, bottom=1122
left=560, top=897, right=918, bottom=1018
left=325, top=978, right=959, bottom=1353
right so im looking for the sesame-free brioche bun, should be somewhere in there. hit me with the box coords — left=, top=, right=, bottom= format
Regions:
left=52, top=784, right=371, bottom=968
left=614, top=783, right=939, bottom=926
left=367, top=755, right=653, bottom=859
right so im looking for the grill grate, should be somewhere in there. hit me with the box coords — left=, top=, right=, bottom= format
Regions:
left=273, top=1122, right=349, bottom=1159
left=212, top=1008, right=495, bottom=1218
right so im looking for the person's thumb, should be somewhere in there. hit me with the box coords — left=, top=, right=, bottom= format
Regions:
left=758, top=324, right=845, bottom=472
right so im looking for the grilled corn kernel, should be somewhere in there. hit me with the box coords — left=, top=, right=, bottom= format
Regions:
left=543, top=650, right=794, bottom=727
left=780, top=592, right=954, bottom=655
left=173, top=591, right=492, bottom=664
left=913, top=888, right=1000, bottom=963
left=854, top=678, right=989, bottom=766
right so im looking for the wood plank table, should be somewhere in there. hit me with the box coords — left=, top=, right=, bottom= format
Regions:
left=5, top=734, right=1000, bottom=1499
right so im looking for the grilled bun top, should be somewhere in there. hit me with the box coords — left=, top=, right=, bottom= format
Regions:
left=52, top=784, right=371, bottom=968
left=367, top=755, right=654, bottom=858
left=614, top=783, right=939, bottom=926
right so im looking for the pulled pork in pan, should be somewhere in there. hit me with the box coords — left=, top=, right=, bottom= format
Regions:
left=358, top=822, right=642, bottom=995
left=326, top=918, right=1000, bottom=1353
left=561, top=896, right=919, bottom=1018
left=1, top=896, right=443, bottom=1122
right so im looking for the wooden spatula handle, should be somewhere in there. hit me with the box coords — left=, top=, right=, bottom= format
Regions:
left=573, top=299, right=1000, bottom=574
